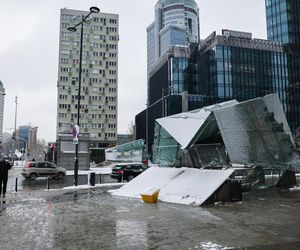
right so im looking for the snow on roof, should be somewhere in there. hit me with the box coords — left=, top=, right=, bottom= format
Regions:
left=156, top=100, right=238, bottom=148
left=112, top=166, right=234, bottom=206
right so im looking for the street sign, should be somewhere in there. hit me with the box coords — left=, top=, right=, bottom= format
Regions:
left=72, top=124, right=80, bottom=144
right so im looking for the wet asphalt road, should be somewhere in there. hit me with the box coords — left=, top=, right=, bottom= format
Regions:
left=0, top=184, right=300, bottom=249
left=6, top=167, right=116, bottom=192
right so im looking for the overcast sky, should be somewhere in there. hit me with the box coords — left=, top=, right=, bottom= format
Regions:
left=0, top=0, right=266, bottom=142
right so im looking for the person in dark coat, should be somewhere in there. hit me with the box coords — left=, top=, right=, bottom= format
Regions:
left=0, top=158, right=12, bottom=197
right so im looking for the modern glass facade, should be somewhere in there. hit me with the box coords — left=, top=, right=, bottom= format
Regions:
left=286, top=54, right=300, bottom=130
left=198, top=32, right=300, bottom=132
left=160, top=26, right=186, bottom=57
left=148, top=46, right=198, bottom=105
left=200, top=46, right=288, bottom=107
left=266, top=0, right=300, bottom=131
left=266, top=0, right=300, bottom=45
left=147, top=0, right=199, bottom=75
left=266, top=0, right=289, bottom=43
left=147, top=22, right=156, bottom=76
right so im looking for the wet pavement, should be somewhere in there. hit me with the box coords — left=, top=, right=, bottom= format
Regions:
left=6, top=167, right=117, bottom=192
left=0, top=184, right=300, bottom=249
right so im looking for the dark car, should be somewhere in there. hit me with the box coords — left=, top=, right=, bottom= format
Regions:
left=110, top=163, right=148, bottom=182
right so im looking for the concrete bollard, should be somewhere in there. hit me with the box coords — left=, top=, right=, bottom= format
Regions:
left=90, top=172, right=95, bottom=186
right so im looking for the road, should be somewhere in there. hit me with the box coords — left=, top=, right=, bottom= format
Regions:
left=0, top=185, right=300, bottom=249
left=7, top=167, right=117, bottom=193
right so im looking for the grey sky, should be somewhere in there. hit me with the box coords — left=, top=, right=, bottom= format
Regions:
left=0, top=0, right=266, bottom=142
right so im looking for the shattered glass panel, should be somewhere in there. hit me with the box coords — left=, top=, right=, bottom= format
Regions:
left=115, top=139, right=144, bottom=152
left=186, top=144, right=228, bottom=168
left=152, top=124, right=181, bottom=166
left=214, top=95, right=300, bottom=172
left=105, top=139, right=145, bottom=162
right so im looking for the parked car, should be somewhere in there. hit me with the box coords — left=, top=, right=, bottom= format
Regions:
left=110, top=163, right=148, bottom=182
left=22, top=161, right=66, bottom=180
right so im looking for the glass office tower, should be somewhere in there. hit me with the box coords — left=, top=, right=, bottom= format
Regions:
left=198, top=30, right=300, bottom=131
left=199, top=33, right=286, bottom=104
left=266, top=0, right=300, bottom=45
left=265, top=0, right=300, bottom=131
left=147, top=0, right=200, bottom=75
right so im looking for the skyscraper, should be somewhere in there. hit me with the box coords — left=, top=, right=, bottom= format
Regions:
left=265, top=0, right=300, bottom=131
left=147, top=0, right=200, bottom=75
left=266, top=0, right=300, bottom=45
left=57, top=8, right=119, bottom=150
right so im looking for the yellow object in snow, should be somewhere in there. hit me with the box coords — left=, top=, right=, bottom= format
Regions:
left=140, top=189, right=160, bottom=203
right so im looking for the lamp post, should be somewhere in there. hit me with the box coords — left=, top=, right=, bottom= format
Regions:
left=0, top=90, right=6, bottom=155
left=67, top=6, right=100, bottom=186
left=14, top=96, right=18, bottom=134
left=12, top=96, right=18, bottom=157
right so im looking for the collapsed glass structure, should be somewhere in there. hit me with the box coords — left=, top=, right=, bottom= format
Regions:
left=151, top=94, right=300, bottom=189
left=105, top=139, right=145, bottom=162
left=152, top=95, right=300, bottom=173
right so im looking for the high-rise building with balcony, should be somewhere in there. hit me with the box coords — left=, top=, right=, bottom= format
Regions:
left=147, top=0, right=200, bottom=75
left=57, top=8, right=119, bottom=150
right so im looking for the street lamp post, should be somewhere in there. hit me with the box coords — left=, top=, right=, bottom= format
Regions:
left=67, top=6, right=100, bottom=186
left=14, top=96, right=18, bottom=134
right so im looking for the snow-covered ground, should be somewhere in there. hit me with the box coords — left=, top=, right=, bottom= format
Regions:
left=112, top=167, right=234, bottom=206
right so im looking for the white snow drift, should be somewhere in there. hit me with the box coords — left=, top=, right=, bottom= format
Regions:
left=111, top=167, right=234, bottom=206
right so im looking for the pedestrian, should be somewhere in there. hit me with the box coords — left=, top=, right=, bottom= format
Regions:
left=0, top=158, right=12, bottom=198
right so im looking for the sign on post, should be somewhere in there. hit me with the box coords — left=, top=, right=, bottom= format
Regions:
left=72, top=124, right=80, bottom=144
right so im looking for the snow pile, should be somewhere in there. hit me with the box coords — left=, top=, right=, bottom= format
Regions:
left=111, top=167, right=234, bottom=206
left=289, top=185, right=300, bottom=191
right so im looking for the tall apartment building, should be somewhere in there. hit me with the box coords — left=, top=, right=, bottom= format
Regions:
left=57, top=8, right=119, bottom=150
left=147, top=0, right=199, bottom=75
left=0, top=81, right=5, bottom=143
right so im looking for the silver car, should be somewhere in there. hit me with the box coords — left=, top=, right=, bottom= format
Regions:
left=22, top=161, right=66, bottom=180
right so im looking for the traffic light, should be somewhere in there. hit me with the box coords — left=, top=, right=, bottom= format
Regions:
left=12, top=132, right=16, bottom=140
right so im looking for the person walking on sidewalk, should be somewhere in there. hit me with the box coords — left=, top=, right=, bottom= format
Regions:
left=0, top=158, right=12, bottom=198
